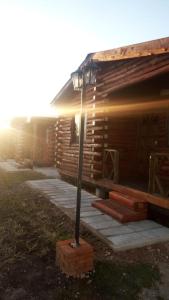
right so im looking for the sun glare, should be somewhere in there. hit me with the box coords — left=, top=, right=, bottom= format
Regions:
left=0, top=119, right=11, bottom=130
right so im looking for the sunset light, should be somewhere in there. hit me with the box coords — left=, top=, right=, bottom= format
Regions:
left=0, top=1, right=106, bottom=123
left=1, top=0, right=169, bottom=124
left=0, top=0, right=169, bottom=296
left=0, top=119, right=11, bottom=130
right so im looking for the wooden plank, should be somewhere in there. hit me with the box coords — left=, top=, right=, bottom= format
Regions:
left=147, top=194, right=169, bottom=209
left=92, top=37, right=169, bottom=62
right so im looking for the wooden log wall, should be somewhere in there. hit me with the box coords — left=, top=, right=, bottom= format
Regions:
left=95, top=54, right=169, bottom=182
left=15, top=123, right=32, bottom=161
left=15, top=124, right=25, bottom=161
left=45, top=124, right=56, bottom=166
left=32, top=123, right=43, bottom=165
left=55, top=53, right=169, bottom=183
left=137, top=113, right=169, bottom=179
left=96, top=53, right=169, bottom=98
left=106, top=116, right=138, bottom=181
left=55, top=85, right=108, bottom=180
left=54, top=119, right=60, bottom=168
left=106, top=113, right=169, bottom=182
left=32, top=122, right=56, bottom=166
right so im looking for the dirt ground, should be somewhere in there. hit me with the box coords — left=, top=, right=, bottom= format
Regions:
left=0, top=170, right=169, bottom=300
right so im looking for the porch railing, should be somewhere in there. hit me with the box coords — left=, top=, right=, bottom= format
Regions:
left=103, top=149, right=119, bottom=183
left=148, top=152, right=169, bottom=197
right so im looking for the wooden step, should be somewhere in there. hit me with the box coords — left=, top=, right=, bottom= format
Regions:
left=92, top=199, right=147, bottom=223
left=110, top=183, right=149, bottom=201
left=110, top=184, right=169, bottom=210
left=109, top=191, right=147, bottom=212
left=94, top=180, right=169, bottom=210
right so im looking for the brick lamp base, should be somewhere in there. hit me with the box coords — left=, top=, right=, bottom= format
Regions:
left=56, top=238, right=94, bottom=278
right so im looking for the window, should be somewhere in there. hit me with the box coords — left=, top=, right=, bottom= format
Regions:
left=71, top=114, right=80, bottom=144
left=71, top=113, right=87, bottom=144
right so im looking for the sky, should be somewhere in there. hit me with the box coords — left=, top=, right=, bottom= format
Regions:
left=0, top=0, right=169, bottom=126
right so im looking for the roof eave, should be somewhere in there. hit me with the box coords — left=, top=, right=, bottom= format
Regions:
left=52, top=36, right=169, bottom=105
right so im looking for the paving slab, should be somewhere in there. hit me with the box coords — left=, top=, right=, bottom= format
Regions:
left=81, top=214, right=114, bottom=223
left=81, top=202, right=96, bottom=207
left=81, top=206, right=100, bottom=212
left=127, top=220, right=162, bottom=232
left=0, top=161, right=63, bottom=179
left=63, top=204, right=76, bottom=209
left=0, top=160, right=29, bottom=172
left=99, top=225, right=134, bottom=236
left=142, top=227, right=169, bottom=239
left=85, top=220, right=120, bottom=230
left=108, top=232, right=151, bottom=251
left=54, top=200, right=76, bottom=206
left=80, top=210, right=103, bottom=217
left=34, top=167, right=61, bottom=178
left=26, top=178, right=169, bottom=251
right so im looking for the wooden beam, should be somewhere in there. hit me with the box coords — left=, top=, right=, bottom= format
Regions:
left=92, top=37, right=169, bottom=62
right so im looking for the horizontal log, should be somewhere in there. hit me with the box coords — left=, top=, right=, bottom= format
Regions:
left=98, top=55, right=168, bottom=85
left=101, top=63, right=169, bottom=97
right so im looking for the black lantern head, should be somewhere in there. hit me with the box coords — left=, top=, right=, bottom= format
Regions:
left=71, top=70, right=83, bottom=91
left=84, top=61, right=98, bottom=85
left=71, top=60, right=99, bottom=91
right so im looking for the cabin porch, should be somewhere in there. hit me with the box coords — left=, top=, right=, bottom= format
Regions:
left=93, top=108, right=169, bottom=223
left=59, top=68, right=169, bottom=223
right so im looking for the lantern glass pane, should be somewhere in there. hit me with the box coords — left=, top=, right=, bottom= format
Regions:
left=84, top=64, right=97, bottom=85
left=71, top=71, right=83, bottom=90
left=78, top=76, right=83, bottom=89
left=89, top=70, right=96, bottom=85
left=84, top=68, right=91, bottom=85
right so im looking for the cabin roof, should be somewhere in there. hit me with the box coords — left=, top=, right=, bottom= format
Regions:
left=51, top=37, right=169, bottom=105
left=11, top=117, right=28, bottom=128
left=11, top=117, right=57, bottom=128
left=30, top=116, right=57, bottom=125
left=85, top=36, right=169, bottom=63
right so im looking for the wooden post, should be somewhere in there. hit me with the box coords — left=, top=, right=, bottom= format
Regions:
left=103, top=149, right=119, bottom=183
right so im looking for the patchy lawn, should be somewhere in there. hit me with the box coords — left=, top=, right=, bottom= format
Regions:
left=0, top=169, right=167, bottom=300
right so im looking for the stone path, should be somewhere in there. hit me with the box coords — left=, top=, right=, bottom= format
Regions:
left=0, top=159, right=29, bottom=172
left=26, top=178, right=169, bottom=252
left=34, top=167, right=61, bottom=178
left=0, top=159, right=61, bottom=178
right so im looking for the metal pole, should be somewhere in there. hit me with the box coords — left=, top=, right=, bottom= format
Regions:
left=75, top=81, right=86, bottom=247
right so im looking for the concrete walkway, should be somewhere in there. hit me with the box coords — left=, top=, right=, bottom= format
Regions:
left=0, top=160, right=60, bottom=178
left=26, top=178, right=169, bottom=252
left=0, top=159, right=30, bottom=172
left=34, top=167, right=61, bottom=178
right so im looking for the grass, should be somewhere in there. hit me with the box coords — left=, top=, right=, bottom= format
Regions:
left=0, top=170, right=47, bottom=187
left=0, top=169, right=160, bottom=299
left=92, top=261, right=159, bottom=300
left=0, top=171, right=70, bottom=267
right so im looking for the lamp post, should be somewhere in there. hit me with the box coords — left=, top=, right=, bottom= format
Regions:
left=71, top=61, right=98, bottom=247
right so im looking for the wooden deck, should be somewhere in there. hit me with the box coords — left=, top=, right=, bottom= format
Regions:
left=96, top=179, right=169, bottom=210
left=60, top=170, right=169, bottom=210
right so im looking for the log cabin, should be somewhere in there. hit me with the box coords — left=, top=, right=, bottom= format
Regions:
left=52, top=37, right=169, bottom=223
left=12, top=117, right=57, bottom=167
left=11, top=117, right=30, bottom=162
left=30, top=117, right=57, bottom=166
